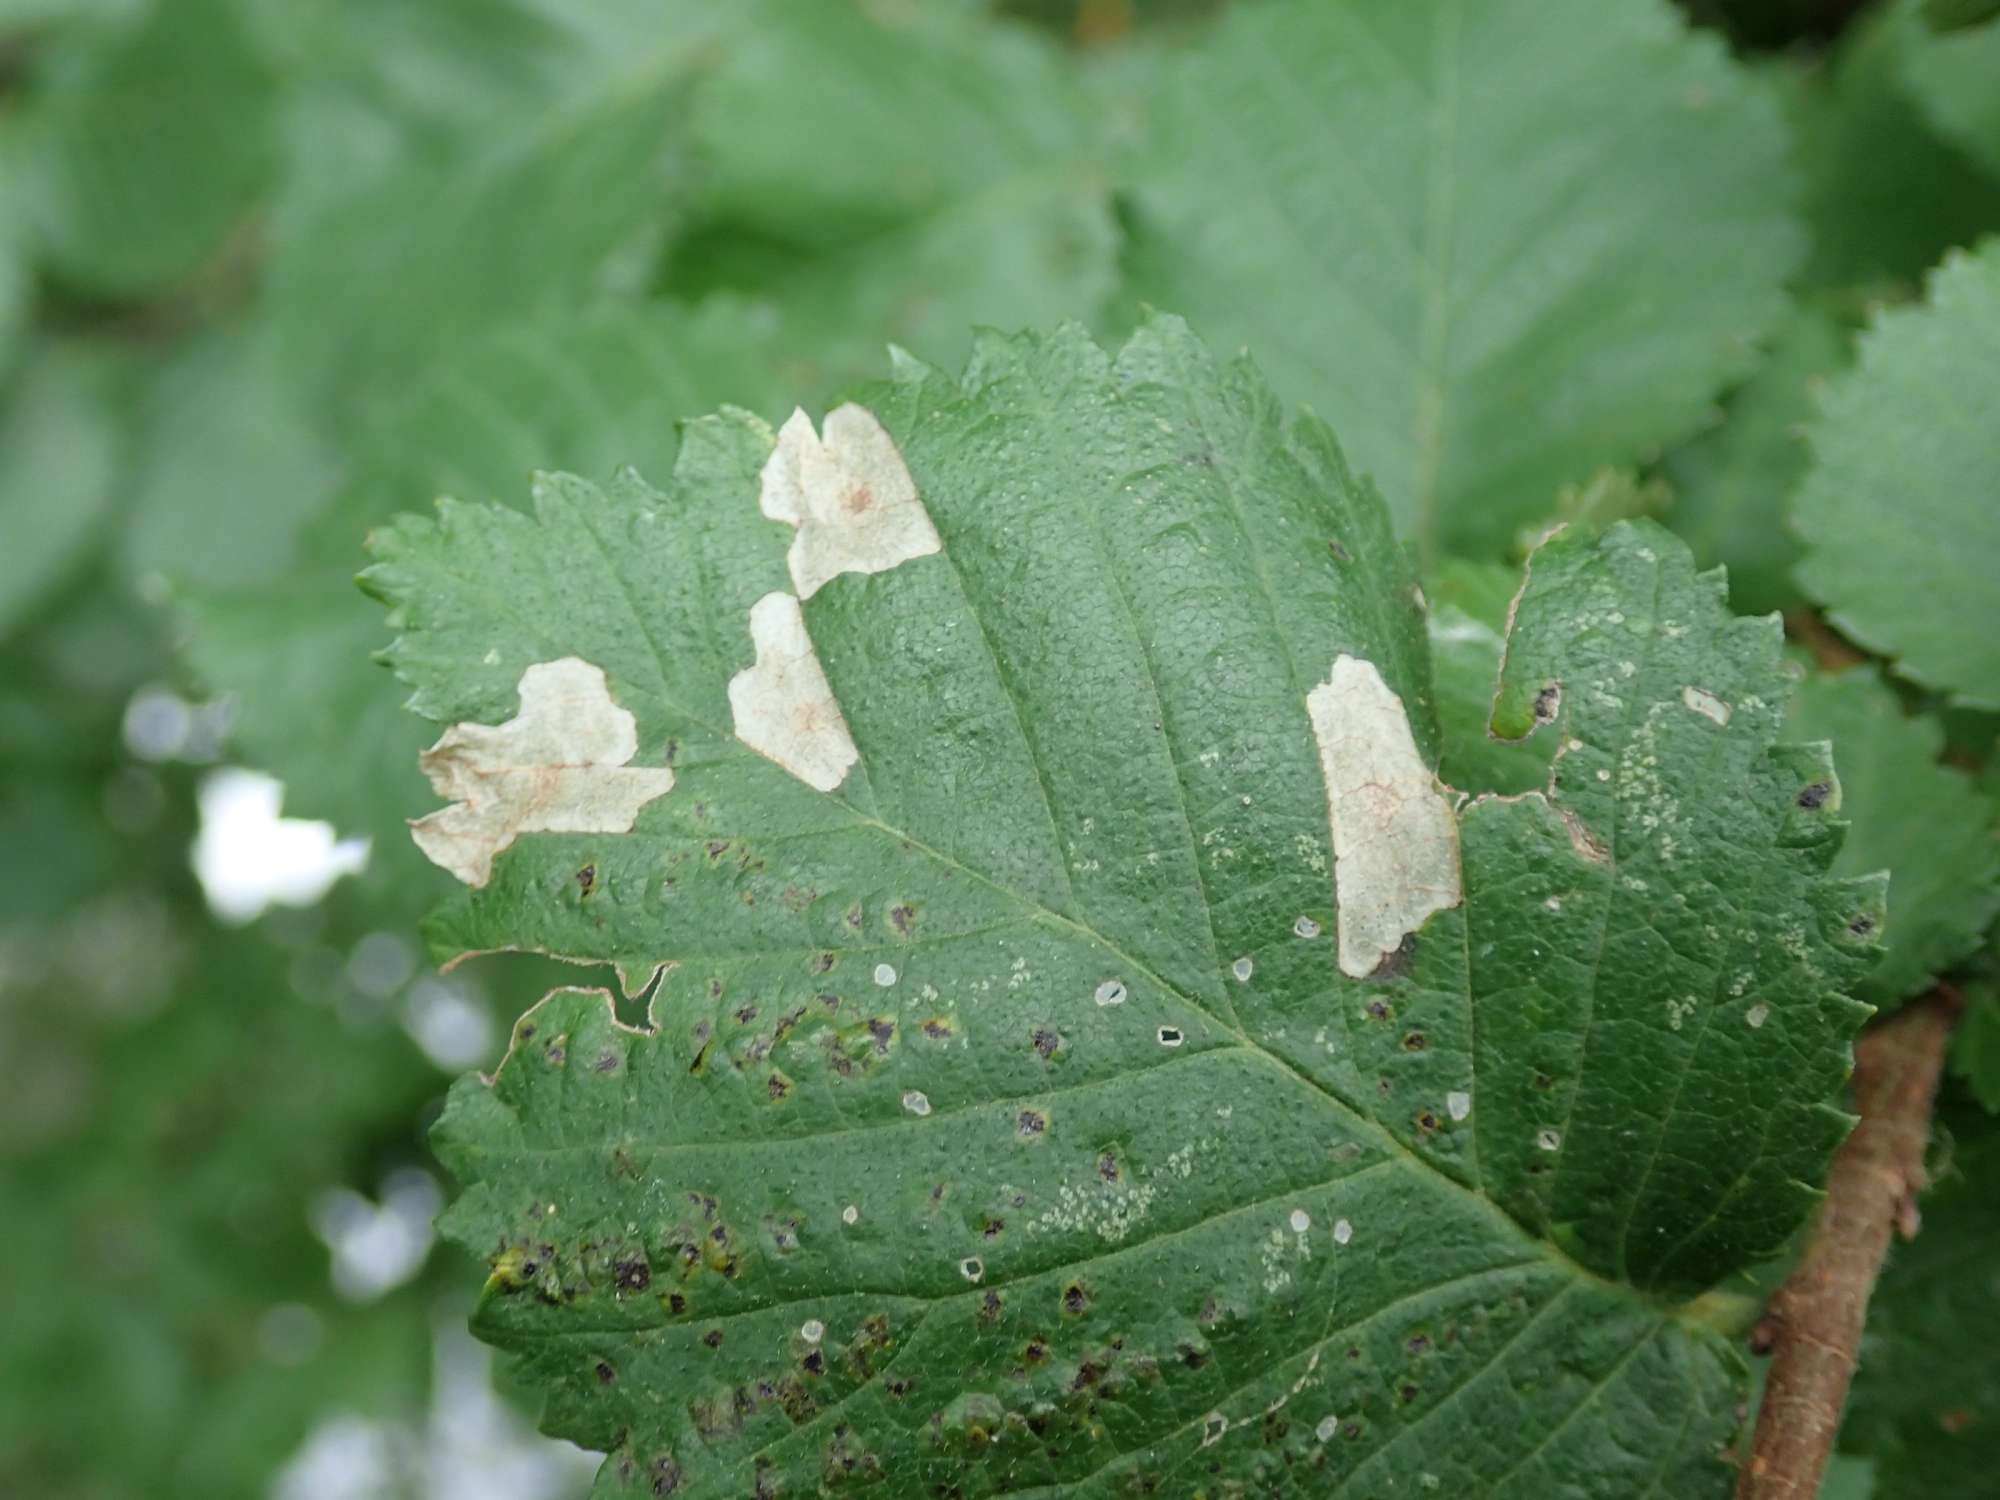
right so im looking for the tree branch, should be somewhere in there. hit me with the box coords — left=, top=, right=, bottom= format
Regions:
left=1737, top=987, right=1963, bottom=1500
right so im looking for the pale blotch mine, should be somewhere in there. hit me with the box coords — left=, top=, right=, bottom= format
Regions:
left=800, top=1319, right=825, bottom=1344
left=760, top=403, right=940, bottom=601
left=1681, top=685, right=1732, bottom=725
left=411, top=658, right=675, bottom=888
left=1306, top=655, right=1463, bottom=979
left=727, top=591, right=859, bottom=792
left=1446, top=1090, right=1472, bottom=1122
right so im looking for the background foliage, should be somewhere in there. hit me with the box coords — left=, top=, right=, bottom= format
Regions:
left=1, top=0, right=1995, bottom=1496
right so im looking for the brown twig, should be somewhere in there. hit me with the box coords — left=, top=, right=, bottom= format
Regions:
left=1737, top=987, right=1964, bottom=1500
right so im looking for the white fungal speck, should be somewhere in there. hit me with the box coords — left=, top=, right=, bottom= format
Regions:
left=1231, top=956, right=1254, bottom=982
left=1544, top=896, right=1563, bottom=912
left=1306, top=655, right=1464, bottom=978
left=1537, top=1128, right=1562, bottom=1152
left=1157, top=1026, right=1185, bottom=1048
left=959, top=1257, right=984, bottom=1283
left=1293, top=915, right=1321, bottom=939
left=1446, top=1091, right=1471, bottom=1122
left=1316, top=1415, right=1339, bottom=1443
left=1681, top=685, right=1732, bottom=725
left=1289, top=1209, right=1311, bottom=1233
left=1746, top=1003, right=1770, bottom=1028
left=1094, top=978, right=1127, bottom=1006
left=800, top=1319, right=825, bottom=1344
left=842, top=1204, right=859, bottom=1225
left=873, top=962, right=897, bottom=987
left=1595, top=768, right=1611, bottom=781
left=1332, top=1218, right=1354, bottom=1246
left=902, top=1090, right=931, bottom=1117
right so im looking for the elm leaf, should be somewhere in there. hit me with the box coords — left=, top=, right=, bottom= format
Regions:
left=375, top=319, right=1877, bottom=1497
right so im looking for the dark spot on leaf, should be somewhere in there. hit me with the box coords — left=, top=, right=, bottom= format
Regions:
left=983, top=1217, right=1004, bottom=1240
left=810, top=951, right=836, bottom=974
left=977, top=1289, right=1004, bottom=1326
left=1365, top=999, right=1392, bottom=1021
left=595, top=1360, right=616, bottom=1384
left=704, top=840, right=729, bottom=862
left=667, top=1293, right=688, bottom=1316
left=735, top=1005, right=758, bottom=1024
left=1031, top=1026, right=1062, bottom=1059
left=1533, top=685, right=1560, bottom=722
left=767, top=1072, right=790, bottom=1100
left=885, top=1377, right=912, bottom=1398
left=1406, top=1332, right=1432, bottom=1356
left=1179, top=1341, right=1209, bottom=1369
left=1199, top=1296, right=1221, bottom=1326
left=1328, top=538, right=1350, bottom=562
left=1098, top=1152, right=1120, bottom=1184
left=703, top=1328, right=722, bottom=1349
left=594, top=1049, right=622, bottom=1073
left=576, top=863, right=596, bottom=896
left=843, top=903, right=863, bottom=932
left=1533, top=1071, right=1556, bottom=1091
left=1402, top=1030, right=1427, bottom=1052
left=614, top=1258, right=652, bottom=1293
left=651, top=1454, right=683, bottom=1495
left=1415, top=1110, right=1440, bottom=1134
left=1017, top=1109, right=1046, bottom=1138
left=1796, top=781, right=1831, bottom=810
left=1062, top=1282, right=1089, bottom=1315
left=1397, top=1382, right=1420, bottom=1405
left=922, top=1017, right=953, bottom=1040
left=802, top=1350, right=825, bottom=1376
left=889, top=902, right=916, bottom=936
left=1849, top=913, right=1877, bottom=938
left=1370, top=933, right=1417, bottom=980
left=1025, top=1337, right=1050, bottom=1363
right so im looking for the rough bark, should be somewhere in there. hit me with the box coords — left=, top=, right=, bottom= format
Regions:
left=1737, top=988, right=1963, bottom=1500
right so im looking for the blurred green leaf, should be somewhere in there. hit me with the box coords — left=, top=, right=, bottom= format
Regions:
left=1897, top=0, right=2000, bottom=177
left=0, top=343, right=127, bottom=640
left=1121, top=0, right=1802, bottom=559
left=676, top=0, right=1118, bottom=381
left=1794, top=241, right=2000, bottom=709
left=1782, top=6, right=2000, bottom=297
left=5, top=0, right=277, bottom=299
left=1660, top=304, right=1849, bottom=615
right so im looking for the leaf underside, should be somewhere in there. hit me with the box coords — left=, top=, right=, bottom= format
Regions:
left=373, top=318, right=1878, bottom=1497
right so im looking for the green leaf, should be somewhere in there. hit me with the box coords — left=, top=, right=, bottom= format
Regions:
left=1793, top=241, right=2000, bottom=709
left=375, top=319, right=1878, bottom=1495
left=1951, top=979, right=2000, bottom=1113
left=1781, top=7, right=2000, bottom=298
left=0, top=344, right=127, bottom=641
left=676, top=0, right=1119, bottom=382
left=119, top=330, right=344, bottom=592
left=1897, top=0, right=2000, bottom=177
left=260, top=7, right=714, bottom=414
left=1660, top=304, right=1849, bottom=616
left=4, top=0, right=277, bottom=299
left=1425, top=559, right=1555, bottom=797
left=1786, top=668, right=2000, bottom=1009
left=1922, top=0, right=2000, bottom=32
left=1120, top=0, right=1802, bottom=559
left=1839, top=1100, right=2000, bottom=1497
